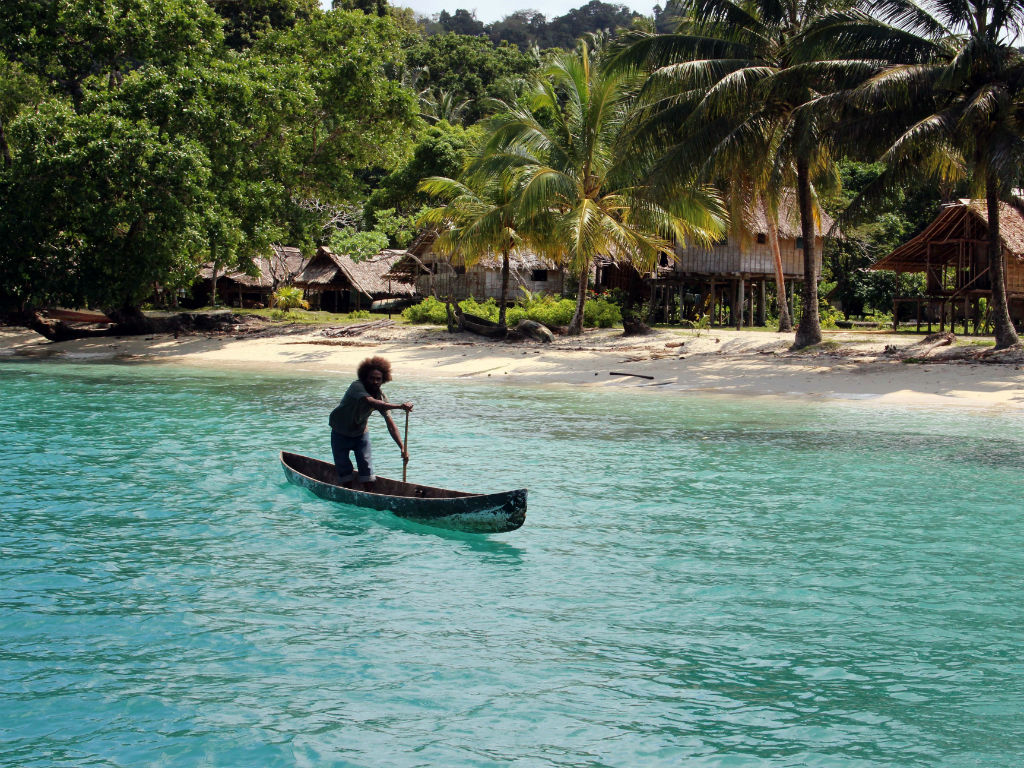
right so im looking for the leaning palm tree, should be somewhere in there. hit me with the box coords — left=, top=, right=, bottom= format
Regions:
left=476, top=38, right=725, bottom=335
left=418, top=171, right=533, bottom=329
left=610, top=0, right=845, bottom=347
left=795, top=0, right=1024, bottom=349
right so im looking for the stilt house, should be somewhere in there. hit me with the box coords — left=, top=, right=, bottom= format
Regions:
left=597, top=195, right=834, bottom=327
left=294, top=246, right=415, bottom=312
left=870, top=199, right=1024, bottom=332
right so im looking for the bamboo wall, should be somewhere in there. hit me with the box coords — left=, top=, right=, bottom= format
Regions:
left=674, top=236, right=820, bottom=277
left=415, top=267, right=564, bottom=301
left=1007, top=252, right=1024, bottom=295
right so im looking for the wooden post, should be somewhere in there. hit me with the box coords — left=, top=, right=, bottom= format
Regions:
left=748, top=279, right=755, bottom=327
left=735, top=277, right=743, bottom=330
left=758, top=280, right=766, bottom=327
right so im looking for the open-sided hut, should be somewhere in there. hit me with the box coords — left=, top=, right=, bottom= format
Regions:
left=871, top=199, right=1024, bottom=332
left=386, top=231, right=565, bottom=301
left=199, top=245, right=308, bottom=307
left=294, top=246, right=415, bottom=312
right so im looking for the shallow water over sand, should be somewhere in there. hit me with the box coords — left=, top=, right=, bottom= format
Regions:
left=2, top=361, right=1023, bottom=767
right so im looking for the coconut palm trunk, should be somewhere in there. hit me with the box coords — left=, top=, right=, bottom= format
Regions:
left=985, top=178, right=1020, bottom=349
left=498, top=248, right=511, bottom=328
left=766, top=212, right=793, bottom=333
left=793, top=159, right=821, bottom=349
left=568, top=259, right=589, bottom=335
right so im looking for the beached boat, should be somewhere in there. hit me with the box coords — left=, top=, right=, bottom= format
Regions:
left=460, top=312, right=507, bottom=339
left=280, top=451, right=526, bottom=533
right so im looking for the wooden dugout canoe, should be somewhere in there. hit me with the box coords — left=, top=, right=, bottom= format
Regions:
left=460, top=312, right=507, bottom=339
left=280, top=451, right=526, bottom=533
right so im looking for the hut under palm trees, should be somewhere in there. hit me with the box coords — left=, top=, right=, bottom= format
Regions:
left=871, top=199, right=1024, bottom=332
left=602, top=195, right=833, bottom=327
left=386, top=231, right=565, bottom=301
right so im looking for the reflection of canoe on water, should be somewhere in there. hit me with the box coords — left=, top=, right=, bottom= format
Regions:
left=280, top=452, right=527, bottom=533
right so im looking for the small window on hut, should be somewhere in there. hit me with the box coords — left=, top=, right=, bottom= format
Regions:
left=796, top=237, right=804, bottom=249
left=454, top=265, right=466, bottom=275
left=531, top=269, right=549, bottom=282
left=756, top=233, right=767, bottom=244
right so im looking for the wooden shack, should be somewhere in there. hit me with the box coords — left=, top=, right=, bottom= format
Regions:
left=199, top=245, right=308, bottom=307
left=386, top=231, right=565, bottom=301
left=294, top=246, right=415, bottom=312
left=594, top=195, right=833, bottom=327
left=665, top=196, right=832, bottom=326
left=871, top=199, right=1024, bottom=332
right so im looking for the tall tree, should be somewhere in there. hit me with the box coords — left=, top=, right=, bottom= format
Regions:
left=419, top=172, right=536, bottom=329
left=800, top=0, right=1024, bottom=348
left=611, top=0, right=845, bottom=348
left=479, top=38, right=724, bottom=335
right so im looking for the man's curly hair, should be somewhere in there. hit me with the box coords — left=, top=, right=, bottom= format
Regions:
left=357, top=356, right=392, bottom=386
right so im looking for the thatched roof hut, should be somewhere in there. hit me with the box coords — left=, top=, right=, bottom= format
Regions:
left=871, top=199, right=1024, bottom=329
left=385, top=234, right=565, bottom=301
left=199, top=245, right=310, bottom=307
left=295, top=246, right=415, bottom=312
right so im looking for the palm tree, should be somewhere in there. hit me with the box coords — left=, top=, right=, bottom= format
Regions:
left=610, top=0, right=844, bottom=347
left=798, top=0, right=1024, bottom=349
left=418, top=171, right=533, bottom=329
left=477, top=38, right=724, bottom=335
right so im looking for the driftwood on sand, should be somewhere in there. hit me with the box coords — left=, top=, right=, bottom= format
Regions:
left=26, top=309, right=242, bottom=342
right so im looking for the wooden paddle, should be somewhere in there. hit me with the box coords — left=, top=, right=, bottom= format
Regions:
left=402, top=409, right=410, bottom=482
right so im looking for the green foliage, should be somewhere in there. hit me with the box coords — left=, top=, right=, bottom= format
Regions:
left=427, top=3, right=642, bottom=52
left=272, top=285, right=310, bottom=310
left=329, top=228, right=390, bottom=260
left=405, top=33, right=537, bottom=124
left=254, top=10, right=421, bottom=199
left=365, top=122, right=479, bottom=221
left=269, top=308, right=308, bottom=321
left=0, top=100, right=211, bottom=311
left=207, top=0, right=322, bottom=49
left=402, top=293, right=622, bottom=328
left=0, top=3, right=421, bottom=312
left=821, top=161, right=944, bottom=316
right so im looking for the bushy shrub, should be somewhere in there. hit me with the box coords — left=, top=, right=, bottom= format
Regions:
left=272, top=286, right=309, bottom=311
left=269, top=309, right=307, bottom=322
left=402, top=296, right=450, bottom=324
left=402, top=293, right=622, bottom=328
left=348, top=309, right=371, bottom=320
left=584, top=296, right=622, bottom=328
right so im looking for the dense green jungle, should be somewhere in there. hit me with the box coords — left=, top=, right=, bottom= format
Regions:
left=3, top=0, right=1020, bottom=347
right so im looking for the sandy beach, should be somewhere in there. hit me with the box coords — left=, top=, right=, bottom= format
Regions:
left=4, top=320, right=1024, bottom=409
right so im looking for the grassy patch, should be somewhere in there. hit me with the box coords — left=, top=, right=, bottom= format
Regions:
left=233, top=308, right=402, bottom=325
left=954, top=338, right=995, bottom=347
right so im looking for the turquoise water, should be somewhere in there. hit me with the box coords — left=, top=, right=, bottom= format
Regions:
left=2, top=361, right=1023, bottom=767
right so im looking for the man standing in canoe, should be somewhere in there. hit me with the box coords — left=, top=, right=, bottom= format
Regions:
left=329, top=356, right=413, bottom=489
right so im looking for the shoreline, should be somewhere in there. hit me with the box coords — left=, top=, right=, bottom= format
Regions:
left=3, top=323, right=1024, bottom=410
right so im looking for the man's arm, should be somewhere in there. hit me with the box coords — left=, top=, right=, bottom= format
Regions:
left=383, top=411, right=409, bottom=461
left=363, top=396, right=413, bottom=413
